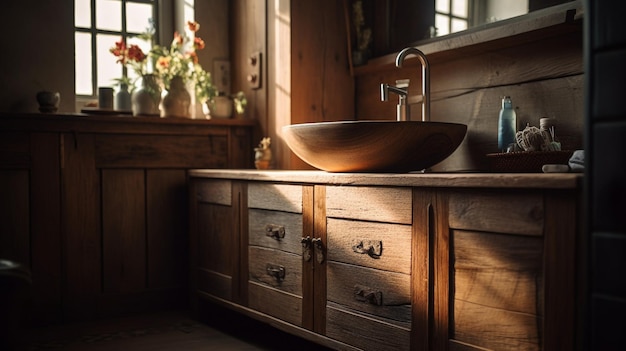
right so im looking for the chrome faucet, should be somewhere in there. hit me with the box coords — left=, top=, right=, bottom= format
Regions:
left=380, top=79, right=410, bottom=121
left=395, top=47, right=431, bottom=122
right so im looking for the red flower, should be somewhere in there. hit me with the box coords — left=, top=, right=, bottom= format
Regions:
left=127, top=45, right=146, bottom=63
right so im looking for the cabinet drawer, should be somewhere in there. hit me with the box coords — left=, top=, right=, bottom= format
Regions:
left=326, top=218, right=411, bottom=274
left=248, top=183, right=303, bottom=213
left=327, top=261, right=411, bottom=325
left=448, top=190, right=544, bottom=236
left=248, top=246, right=302, bottom=296
left=326, top=186, right=412, bottom=224
left=326, top=303, right=410, bottom=351
left=248, top=281, right=302, bottom=327
left=249, top=209, right=302, bottom=254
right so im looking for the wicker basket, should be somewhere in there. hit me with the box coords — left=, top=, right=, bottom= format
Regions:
left=486, top=150, right=573, bottom=173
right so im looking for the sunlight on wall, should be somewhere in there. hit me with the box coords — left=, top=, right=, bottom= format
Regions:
left=271, top=0, right=292, bottom=169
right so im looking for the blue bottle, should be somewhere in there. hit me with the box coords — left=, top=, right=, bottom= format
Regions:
left=498, top=96, right=517, bottom=152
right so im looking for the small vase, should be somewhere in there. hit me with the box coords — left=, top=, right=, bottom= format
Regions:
left=160, top=76, right=191, bottom=118
left=36, top=91, right=60, bottom=113
left=114, top=83, right=132, bottom=111
left=209, top=96, right=233, bottom=119
left=131, top=74, right=161, bottom=116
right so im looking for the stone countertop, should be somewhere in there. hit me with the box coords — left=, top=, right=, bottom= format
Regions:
left=188, top=169, right=583, bottom=189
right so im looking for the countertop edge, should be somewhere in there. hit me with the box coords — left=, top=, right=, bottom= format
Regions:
left=188, top=170, right=583, bottom=189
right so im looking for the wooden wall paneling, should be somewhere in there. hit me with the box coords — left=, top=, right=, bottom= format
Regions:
left=355, top=30, right=583, bottom=171
left=102, top=169, right=146, bottom=294
left=146, top=169, right=187, bottom=290
left=542, top=189, right=577, bottom=350
left=30, top=132, right=62, bottom=323
left=231, top=0, right=266, bottom=156
left=230, top=126, right=254, bottom=169
left=61, top=132, right=101, bottom=319
left=289, top=0, right=355, bottom=169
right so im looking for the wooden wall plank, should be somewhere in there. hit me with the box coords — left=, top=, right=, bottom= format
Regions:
left=102, top=169, right=146, bottom=293
left=146, top=170, right=187, bottom=289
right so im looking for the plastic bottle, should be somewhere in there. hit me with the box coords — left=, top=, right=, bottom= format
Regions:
left=497, top=96, right=517, bottom=152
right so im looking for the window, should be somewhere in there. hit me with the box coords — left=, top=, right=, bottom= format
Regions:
left=74, top=0, right=158, bottom=97
left=435, top=0, right=470, bottom=36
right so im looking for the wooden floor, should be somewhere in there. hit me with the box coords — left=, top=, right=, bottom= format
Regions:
left=21, top=308, right=332, bottom=351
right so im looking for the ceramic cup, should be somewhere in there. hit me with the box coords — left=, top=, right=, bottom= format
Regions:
left=36, top=91, right=61, bottom=113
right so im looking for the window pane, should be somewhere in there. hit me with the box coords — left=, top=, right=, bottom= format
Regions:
left=97, top=34, right=123, bottom=88
left=451, top=18, right=468, bottom=33
left=452, top=0, right=468, bottom=18
left=435, top=14, right=450, bottom=36
left=75, top=32, right=93, bottom=95
left=96, top=0, right=121, bottom=31
left=126, top=2, right=153, bottom=33
left=436, top=0, right=450, bottom=13
left=75, top=0, right=91, bottom=28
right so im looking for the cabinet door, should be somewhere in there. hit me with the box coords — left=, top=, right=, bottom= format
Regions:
left=192, top=179, right=240, bottom=302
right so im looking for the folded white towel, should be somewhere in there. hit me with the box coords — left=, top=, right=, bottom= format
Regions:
left=568, top=150, right=584, bottom=172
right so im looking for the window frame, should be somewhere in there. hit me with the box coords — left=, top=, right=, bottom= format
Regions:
left=74, top=0, right=160, bottom=99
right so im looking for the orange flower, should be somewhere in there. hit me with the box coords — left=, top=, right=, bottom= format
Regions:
left=188, top=51, right=199, bottom=64
left=156, top=56, right=171, bottom=69
left=187, top=21, right=200, bottom=32
left=193, top=37, right=205, bottom=50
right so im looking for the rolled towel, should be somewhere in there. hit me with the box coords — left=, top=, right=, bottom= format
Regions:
left=568, top=150, right=584, bottom=172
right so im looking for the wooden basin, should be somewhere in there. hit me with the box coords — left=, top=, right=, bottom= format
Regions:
left=282, top=120, right=467, bottom=173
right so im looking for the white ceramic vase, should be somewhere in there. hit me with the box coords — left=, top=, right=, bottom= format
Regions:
left=131, top=74, right=161, bottom=116
left=160, top=76, right=191, bottom=118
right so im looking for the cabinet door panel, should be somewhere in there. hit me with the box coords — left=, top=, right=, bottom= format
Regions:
left=327, top=261, right=412, bottom=324
left=326, top=303, right=411, bottom=351
left=451, top=230, right=543, bottom=351
left=197, top=203, right=233, bottom=278
left=197, top=268, right=232, bottom=301
left=102, top=169, right=146, bottom=293
left=326, top=218, right=411, bottom=274
left=249, top=209, right=303, bottom=254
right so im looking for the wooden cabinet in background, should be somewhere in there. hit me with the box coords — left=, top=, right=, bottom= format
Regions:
left=189, top=170, right=581, bottom=351
left=0, top=113, right=254, bottom=324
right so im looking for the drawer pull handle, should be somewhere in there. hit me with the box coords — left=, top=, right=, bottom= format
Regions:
left=301, top=236, right=312, bottom=262
left=354, top=285, right=383, bottom=306
left=312, top=237, right=325, bottom=264
left=352, top=240, right=383, bottom=258
left=265, top=224, right=286, bottom=240
left=266, top=264, right=285, bottom=281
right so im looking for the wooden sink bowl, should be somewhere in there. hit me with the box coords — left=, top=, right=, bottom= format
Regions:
left=282, top=120, right=467, bottom=173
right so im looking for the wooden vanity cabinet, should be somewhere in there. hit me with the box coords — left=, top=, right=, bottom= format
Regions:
left=0, top=113, right=254, bottom=324
left=188, top=171, right=580, bottom=351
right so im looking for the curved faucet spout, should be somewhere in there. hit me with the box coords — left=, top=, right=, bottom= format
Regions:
left=395, top=47, right=430, bottom=122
